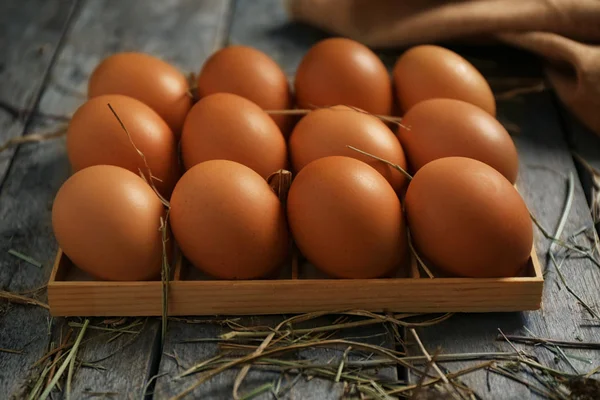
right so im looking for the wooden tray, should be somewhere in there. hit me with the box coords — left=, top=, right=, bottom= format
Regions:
left=47, top=246, right=543, bottom=317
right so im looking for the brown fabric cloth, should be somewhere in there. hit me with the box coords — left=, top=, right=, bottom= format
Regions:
left=286, top=0, right=600, bottom=135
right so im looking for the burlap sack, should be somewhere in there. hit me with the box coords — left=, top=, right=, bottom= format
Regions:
left=286, top=0, right=600, bottom=135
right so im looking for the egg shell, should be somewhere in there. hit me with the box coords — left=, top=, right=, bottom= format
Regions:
left=289, top=106, right=408, bottom=191
left=405, top=157, right=533, bottom=278
left=52, top=165, right=166, bottom=281
left=393, top=45, right=496, bottom=116
left=170, top=160, right=289, bottom=279
left=287, top=156, right=407, bottom=278
left=67, top=94, right=180, bottom=198
left=88, top=52, right=191, bottom=134
left=197, top=45, right=293, bottom=134
left=181, top=93, right=288, bottom=179
left=295, top=38, right=393, bottom=115
left=398, top=98, right=518, bottom=183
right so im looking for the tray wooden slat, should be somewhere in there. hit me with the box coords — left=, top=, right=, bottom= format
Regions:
left=48, top=246, right=543, bottom=316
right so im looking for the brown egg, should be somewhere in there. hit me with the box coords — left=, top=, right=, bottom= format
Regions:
left=398, top=99, right=518, bottom=183
left=295, top=38, right=393, bottom=115
left=52, top=165, right=165, bottom=281
left=67, top=94, right=180, bottom=197
left=88, top=52, right=191, bottom=134
left=181, top=93, right=287, bottom=179
left=197, top=45, right=293, bottom=134
left=170, top=160, right=289, bottom=279
left=405, top=157, right=533, bottom=278
left=289, top=106, right=408, bottom=191
left=393, top=45, right=496, bottom=116
left=287, top=156, right=407, bottom=278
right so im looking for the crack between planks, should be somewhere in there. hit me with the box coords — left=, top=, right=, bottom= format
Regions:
left=144, top=322, right=164, bottom=399
left=397, top=326, right=408, bottom=385
left=148, top=2, right=237, bottom=397
left=0, top=0, right=81, bottom=195
left=2, top=0, right=81, bottom=293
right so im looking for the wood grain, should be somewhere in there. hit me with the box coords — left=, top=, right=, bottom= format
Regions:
left=48, top=247, right=543, bottom=316
left=0, top=0, right=232, bottom=398
left=63, top=318, right=161, bottom=400
left=154, top=316, right=282, bottom=399
left=406, top=92, right=600, bottom=399
left=0, top=0, right=77, bottom=188
left=0, top=2, right=77, bottom=397
left=227, top=0, right=328, bottom=76
left=154, top=315, right=398, bottom=399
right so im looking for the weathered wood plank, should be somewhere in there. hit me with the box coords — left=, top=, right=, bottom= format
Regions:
left=406, top=92, right=600, bottom=399
left=9, top=317, right=161, bottom=400
left=0, top=0, right=77, bottom=188
left=0, top=2, right=77, bottom=397
left=154, top=317, right=280, bottom=399
left=286, top=316, right=399, bottom=400
left=155, top=316, right=398, bottom=399
left=64, top=318, right=160, bottom=399
left=0, top=0, right=232, bottom=397
left=561, top=106, right=600, bottom=225
left=227, top=0, right=328, bottom=77
left=154, top=1, right=396, bottom=398
left=0, top=0, right=76, bottom=286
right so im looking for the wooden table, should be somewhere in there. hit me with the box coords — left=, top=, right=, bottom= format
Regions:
left=2, top=1, right=600, bottom=399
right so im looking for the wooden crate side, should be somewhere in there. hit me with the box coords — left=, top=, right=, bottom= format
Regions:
left=48, top=275, right=542, bottom=316
left=48, top=281, right=164, bottom=316
left=168, top=277, right=542, bottom=315
left=48, top=250, right=176, bottom=316
left=48, top=249, right=543, bottom=316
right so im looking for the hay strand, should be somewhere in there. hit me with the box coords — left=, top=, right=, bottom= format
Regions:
left=39, top=319, right=89, bottom=400
left=346, top=145, right=413, bottom=181
left=0, top=290, right=49, bottom=309
left=0, top=125, right=67, bottom=154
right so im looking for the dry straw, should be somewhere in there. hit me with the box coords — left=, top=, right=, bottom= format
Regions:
left=165, top=306, right=600, bottom=399
left=108, top=103, right=172, bottom=347
left=0, top=125, right=68, bottom=154
left=346, top=145, right=413, bottom=181
left=164, top=169, right=600, bottom=399
left=0, top=290, right=49, bottom=309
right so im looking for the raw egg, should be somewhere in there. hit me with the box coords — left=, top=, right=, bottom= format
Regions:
left=197, top=45, right=293, bottom=134
left=52, top=165, right=166, bottom=281
left=289, top=106, right=408, bottom=191
left=287, top=156, right=407, bottom=278
left=88, top=52, right=191, bottom=134
left=398, top=98, right=518, bottom=183
left=404, top=157, right=533, bottom=278
left=181, top=93, right=287, bottom=179
left=393, top=45, right=495, bottom=116
left=67, top=94, right=180, bottom=197
left=170, top=160, right=289, bottom=279
left=295, top=38, right=393, bottom=115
